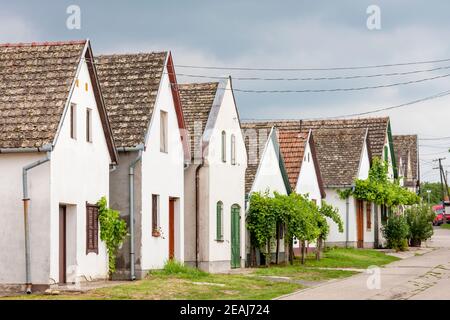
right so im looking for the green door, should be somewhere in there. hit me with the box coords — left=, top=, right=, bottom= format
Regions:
left=231, top=205, right=241, bottom=268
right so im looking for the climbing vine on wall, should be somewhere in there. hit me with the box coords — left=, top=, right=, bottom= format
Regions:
left=338, top=157, right=420, bottom=206
left=97, top=197, right=128, bottom=275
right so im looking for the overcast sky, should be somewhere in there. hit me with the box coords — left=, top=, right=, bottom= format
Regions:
left=2, top=0, right=450, bottom=182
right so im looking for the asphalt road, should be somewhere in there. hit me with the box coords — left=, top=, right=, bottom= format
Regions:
left=279, top=227, right=450, bottom=300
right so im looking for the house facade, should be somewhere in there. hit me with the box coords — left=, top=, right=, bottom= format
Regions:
left=96, top=52, right=187, bottom=279
left=312, top=128, right=373, bottom=248
left=180, top=79, right=247, bottom=273
left=0, top=40, right=118, bottom=292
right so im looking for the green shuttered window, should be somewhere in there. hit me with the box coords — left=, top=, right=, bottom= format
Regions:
left=216, top=201, right=223, bottom=241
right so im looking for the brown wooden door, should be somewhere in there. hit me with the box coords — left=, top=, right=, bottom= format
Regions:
left=356, top=200, right=364, bottom=248
left=59, top=206, right=67, bottom=284
left=169, top=199, right=175, bottom=259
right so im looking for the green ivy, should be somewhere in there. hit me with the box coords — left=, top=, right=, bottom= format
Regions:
left=339, top=158, right=420, bottom=206
left=97, top=197, right=128, bottom=275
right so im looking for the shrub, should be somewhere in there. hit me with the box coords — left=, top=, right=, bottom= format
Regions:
left=382, top=214, right=409, bottom=251
left=151, top=260, right=207, bottom=279
left=405, top=204, right=435, bottom=247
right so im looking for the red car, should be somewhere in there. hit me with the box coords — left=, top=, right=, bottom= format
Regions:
left=433, top=204, right=445, bottom=226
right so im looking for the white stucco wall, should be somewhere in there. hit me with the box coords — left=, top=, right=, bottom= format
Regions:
left=250, top=135, right=287, bottom=196
left=49, top=59, right=111, bottom=283
left=296, top=141, right=322, bottom=204
left=0, top=153, right=51, bottom=285
left=140, top=65, right=185, bottom=270
left=203, top=80, right=247, bottom=272
left=325, top=189, right=357, bottom=245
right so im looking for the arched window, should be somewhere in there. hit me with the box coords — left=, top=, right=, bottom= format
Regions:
left=216, top=201, right=224, bottom=241
left=231, top=134, right=236, bottom=165
left=221, top=131, right=227, bottom=163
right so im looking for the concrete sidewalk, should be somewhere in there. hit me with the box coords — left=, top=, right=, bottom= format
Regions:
left=278, top=227, right=450, bottom=300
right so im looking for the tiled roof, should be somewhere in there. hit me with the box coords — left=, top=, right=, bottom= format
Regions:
left=241, top=122, right=276, bottom=193
left=96, top=52, right=167, bottom=148
left=0, top=41, right=86, bottom=149
left=242, top=117, right=389, bottom=159
left=313, top=128, right=368, bottom=187
left=393, top=135, right=419, bottom=187
left=178, top=82, right=219, bottom=159
left=278, top=130, right=309, bottom=191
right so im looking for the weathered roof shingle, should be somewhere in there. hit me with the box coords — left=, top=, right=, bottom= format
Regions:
left=313, top=128, right=368, bottom=187
left=96, top=52, right=167, bottom=148
left=178, top=82, right=219, bottom=159
left=0, top=41, right=86, bottom=149
left=393, top=135, right=419, bottom=187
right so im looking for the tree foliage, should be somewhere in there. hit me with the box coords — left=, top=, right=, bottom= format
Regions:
left=339, top=157, right=420, bottom=206
left=97, top=197, right=128, bottom=275
left=419, top=182, right=449, bottom=205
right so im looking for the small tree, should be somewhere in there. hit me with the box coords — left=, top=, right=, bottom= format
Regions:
left=247, top=192, right=277, bottom=266
left=405, top=204, right=435, bottom=247
left=382, top=214, right=409, bottom=251
left=316, top=202, right=343, bottom=260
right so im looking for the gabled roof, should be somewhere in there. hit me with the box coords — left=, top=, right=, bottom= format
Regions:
left=393, top=135, right=419, bottom=187
left=0, top=40, right=118, bottom=163
left=243, top=117, right=390, bottom=160
left=178, top=82, right=220, bottom=160
left=312, top=128, right=369, bottom=187
left=241, top=123, right=290, bottom=194
left=278, top=129, right=325, bottom=198
left=96, top=52, right=167, bottom=149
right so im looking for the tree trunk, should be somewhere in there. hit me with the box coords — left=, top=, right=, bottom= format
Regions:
left=275, top=223, right=280, bottom=265
left=266, top=238, right=271, bottom=267
left=300, top=240, right=306, bottom=265
left=315, top=237, right=322, bottom=261
left=289, top=238, right=294, bottom=265
left=250, top=244, right=257, bottom=267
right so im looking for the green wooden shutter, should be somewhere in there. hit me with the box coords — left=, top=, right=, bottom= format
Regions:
left=216, top=202, right=223, bottom=240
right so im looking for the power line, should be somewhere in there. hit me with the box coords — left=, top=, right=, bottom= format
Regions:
left=170, top=64, right=450, bottom=81
left=174, top=57, right=450, bottom=72
left=242, top=88, right=450, bottom=120
left=419, top=136, right=450, bottom=141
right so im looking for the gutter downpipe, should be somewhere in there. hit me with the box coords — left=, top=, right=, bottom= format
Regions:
left=123, top=145, right=145, bottom=281
left=345, top=196, right=349, bottom=248
left=18, top=145, right=53, bottom=294
left=195, top=161, right=204, bottom=269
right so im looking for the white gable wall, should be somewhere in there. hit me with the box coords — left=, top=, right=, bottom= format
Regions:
left=251, top=135, right=287, bottom=196
left=140, top=66, right=185, bottom=269
left=203, top=80, right=247, bottom=272
left=296, top=141, right=322, bottom=204
left=49, top=59, right=111, bottom=282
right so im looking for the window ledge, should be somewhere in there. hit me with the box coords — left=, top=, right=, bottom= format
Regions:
left=215, top=239, right=224, bottom=242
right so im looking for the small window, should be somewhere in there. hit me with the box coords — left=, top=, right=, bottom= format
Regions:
left=160, top=111, right=168, bottom=153
left=85, top=83, right=89, bottom=92
left=86, top=108, right=92, bottom=143
left=152, top=194, right=160, bottom=236
left=216, top=201, right=224, bottom=241
left=366, top=202, right=372, bottom=230
left=384, top=146, right=389, bottom=163
left=221, top=131, right=226, bottom=162
left=231, top=134, right=236, bottom=165
left=308, top=152, right=310, bottom=162
left=70, top=103, right=77, bottom=140
left=86, top=203, right=99, bottom=254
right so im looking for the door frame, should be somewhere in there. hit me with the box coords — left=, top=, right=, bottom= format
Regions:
left=168, top=198, right=176, bottom=260
left=230, top=205, right=241, bottom=268
left=356, top=200, right=364, bottom=248
left=59, top=205, right=67, bottom=284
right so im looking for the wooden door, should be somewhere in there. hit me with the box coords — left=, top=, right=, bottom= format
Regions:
left=59, top=206, right=67, bottom=284
left=356, top=200, right=364, bottom=248
left=231, top=205, right=241, bottom=268
left=169, top=199, right=175, bottom=259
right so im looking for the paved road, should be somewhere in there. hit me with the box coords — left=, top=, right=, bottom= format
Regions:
left=279, top=227, right=450, bottom=300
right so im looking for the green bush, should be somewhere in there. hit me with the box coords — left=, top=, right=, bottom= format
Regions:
left=151, top=260, right=207, bottom=279
left=382, top=214, right=409, bottom=251
left=405, top=204, right=435, bottom=247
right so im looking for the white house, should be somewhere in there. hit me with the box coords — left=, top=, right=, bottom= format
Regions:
left=312, top=128, right=373, bottom=248
left=393, top=135, right=419, bottom=194
left=240, top=124, right=291, bottom=265
left=179, top=79, right=247, bottom=273
left=0, top=40, right=118, bottom=293
left=96, top=52, right=188, bottom=279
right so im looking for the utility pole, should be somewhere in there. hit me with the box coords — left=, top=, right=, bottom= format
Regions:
left=433, top=158, right=449, bottom=223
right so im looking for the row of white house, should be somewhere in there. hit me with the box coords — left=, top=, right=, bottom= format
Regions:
left=0, top=40, right=419, bottom=291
